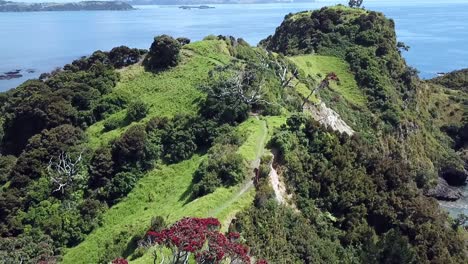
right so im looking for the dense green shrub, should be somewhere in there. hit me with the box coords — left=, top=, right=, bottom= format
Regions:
left=176, top=37, right=191, bottom=46
left=0, top=155, right=16, bottom=185
left=261, top=6, right=413, bottom=126
left=112, top=125, right=148, bottom=169
left=108, top=46, right=142, bottom=68
left=192, top=144, right=247, bottom=197
left=144, top=35, right=181, bottom=70
left=89, top=146, right=115, bottom=190
left=266, top=116, right=466, bottom=263
left=126, top=100, right=149, bottom=122
left=0, top=233, right=56, bottom=263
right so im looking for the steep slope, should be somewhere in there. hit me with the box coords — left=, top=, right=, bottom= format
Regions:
left=1, top=5, right=467, bottom=264
left=229, top=5, right=468, bottom=264
left=262, top=5, right=467, bottom=193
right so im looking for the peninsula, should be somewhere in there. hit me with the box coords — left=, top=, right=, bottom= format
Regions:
left=0, top=1, right=134, bottom=12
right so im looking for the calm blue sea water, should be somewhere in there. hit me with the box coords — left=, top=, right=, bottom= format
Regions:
left=1, top=1, right=468, bottom=91
left=0, top=1, right=467, bottom=214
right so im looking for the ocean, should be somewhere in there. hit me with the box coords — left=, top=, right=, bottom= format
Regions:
left=0, top=1, right=467, bottom=215
left=1, top=1, right=468, bottom=91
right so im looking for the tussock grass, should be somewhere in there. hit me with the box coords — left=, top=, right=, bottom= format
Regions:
left=86, top=40, right=232, bottom=149
left=290, top=54, right=366, bottom=107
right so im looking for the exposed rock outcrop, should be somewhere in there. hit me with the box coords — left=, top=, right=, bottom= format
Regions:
left=426, top=177, right=463, bottom=201
left=304, top=102, right=355, bottom=136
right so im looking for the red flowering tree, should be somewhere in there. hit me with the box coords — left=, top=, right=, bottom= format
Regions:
left=111, top=258, right=128, bottom=264
left=145, top=217, right=254, bottom=264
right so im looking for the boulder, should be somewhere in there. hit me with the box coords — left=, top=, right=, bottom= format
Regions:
left=426, top=177, right=463, bottom=201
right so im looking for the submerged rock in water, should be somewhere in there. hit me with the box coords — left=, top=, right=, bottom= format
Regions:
left=426, top=177, right=463, bottom=201
left=0, top=70, right=23, bottom=80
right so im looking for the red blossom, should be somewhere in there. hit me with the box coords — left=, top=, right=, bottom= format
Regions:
left=111, top=258, right=128, bottom=264
left=256, top=259, right=269, bottom=264
left=146, top=217, right=252, bottom=263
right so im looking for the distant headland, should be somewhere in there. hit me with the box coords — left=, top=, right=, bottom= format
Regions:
left=0, top=1, right=134, bottom=12
left=179, top=5, right=215, bottom=10
left=127, top=0, right=297, bottom=5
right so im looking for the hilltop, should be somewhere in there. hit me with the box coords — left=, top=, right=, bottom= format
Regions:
left=0, top=5, right=467, bottom=264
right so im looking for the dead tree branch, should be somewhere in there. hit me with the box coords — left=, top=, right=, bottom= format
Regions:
left=47, top=151, right=83, bottom=194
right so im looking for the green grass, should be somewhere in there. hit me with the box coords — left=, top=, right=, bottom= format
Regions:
left=86, top=40, right=232, bottom=149
left=236, top=117, right=268, bottom=163
left=290, top=54, right=367, bottom=107
left=63, top=115, right=269, bottom=263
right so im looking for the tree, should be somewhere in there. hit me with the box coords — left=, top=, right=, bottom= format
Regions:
left=47, top=151, right=85, bottom=194
left=145, top=217, right=251, bottom=264
left=144, top=35, right=181, bottom=70
left=177, top=37, right=191, bottom=46
left=348, top=0, right=363, bottom=8
left=192, top=144, right=247, bottom=197
left=113, top=125, right=147, bottom=168
left=397, top=41, right=410, bottom=52
left=126, top=99, right=149, bottom=122
left=109, top=46, right=142, bottom=68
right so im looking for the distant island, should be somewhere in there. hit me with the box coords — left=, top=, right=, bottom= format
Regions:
left=179, top=5, right=215, bottom=9
left=127, top=0, right=297, bottom=5
left=0, top=1, right=134, bottom=12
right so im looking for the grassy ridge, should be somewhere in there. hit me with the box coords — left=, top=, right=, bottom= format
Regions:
left=63, top=115, right=270, bottom=263
left=86, top=40, right=232, bottom=149
left=290, top=54, right=366, bottom=107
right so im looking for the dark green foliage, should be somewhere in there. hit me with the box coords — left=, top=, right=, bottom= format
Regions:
left=126, top=100, right=149, bottom=122
left=105, top=171, right=140, bottom=202
left=192, top=144, right=247, bottom=197
left=150, top=115, right=221, bottom=164
left=90, top=140, right=145, bottom=204
left=200, top=90, right=250, bottom=124
left=113, top=125, right=148, bottom=168
left=0, top=125, right=85, bottom=236
left=159, top=116, right=198, bottom=163
left=176, top=37, right=191, bottom=46
left=441, top=123, right=468, bottom=150
left=0, top=233, right=56, bottom=263
left=0, top=155, right=16, bottom=185
left=430, top=68, right=468, bottom=92
left=108, top=46, right=142, bottom=68
left=1, top=80, right=77, bottom=155
left=234, top=193, right=355, bottom=263
left=144, top=35, right=181, bottom=70
left=266, top=116, right=466, bottom=263
left=89, top=146, right=115, bottom=189
left=375, top=229, right=416, bottom=264
left=1, top=49, right=121, bottom=155
left=261, top=6, right=414, bottom=126
left=348, top=0, right=364, bottom=8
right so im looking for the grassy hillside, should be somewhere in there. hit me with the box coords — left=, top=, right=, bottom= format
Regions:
left=1, top=5, right=467, bottom=264
left=60, top=35, right=294, bottom=262
left=290, top=55, right=366, bottom=107
left=86, top=40, right=231, bottom=149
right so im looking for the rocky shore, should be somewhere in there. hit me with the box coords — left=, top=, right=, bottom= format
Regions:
left=0, top=69, right=35, bottom=80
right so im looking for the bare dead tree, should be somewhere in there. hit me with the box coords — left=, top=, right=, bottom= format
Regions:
left=210, top=69, right=272, bottom=106
left=302, top=72, right=339, bottom=107
left=255, top=49, right=299, bottom=89
left=274, top=59, right=299, bottom=88
left=47, top=151, right=84, bottom=194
